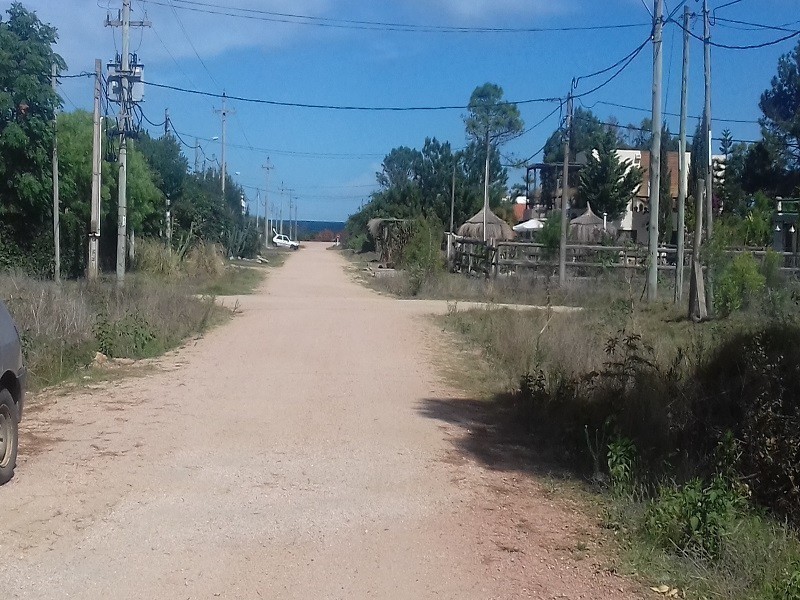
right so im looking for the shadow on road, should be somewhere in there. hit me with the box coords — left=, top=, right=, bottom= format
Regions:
left=417, top=395, right=580, bottom=479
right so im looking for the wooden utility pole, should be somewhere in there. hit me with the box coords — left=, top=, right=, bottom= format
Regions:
left=262, top=160, right=272, bottom=244
left=448, top=159, right=456, bottom=262
left=482, top=130, right=490, bottom=243
left=51, top=63, right=60, bottom=284
left=89, top=59, right=103, bottom=280
left=647, top=0, right=664, bottom=302
left=689, top=179, right=708, bottom=321
left=559, top=93, right=573, bottom=286
left=703, top=0, right=715, bottom=315
left=675, top=5, right=690, bottom=302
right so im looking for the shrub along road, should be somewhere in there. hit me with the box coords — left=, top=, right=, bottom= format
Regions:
left=0, top=243, right=641, bottom=599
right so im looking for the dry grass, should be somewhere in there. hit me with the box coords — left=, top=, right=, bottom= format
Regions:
left=0, top=241, right=281, bottom=390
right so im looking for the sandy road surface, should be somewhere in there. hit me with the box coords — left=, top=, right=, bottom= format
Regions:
left=1, top=243, right=641, bottom=599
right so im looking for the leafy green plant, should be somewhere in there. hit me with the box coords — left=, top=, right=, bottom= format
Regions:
left=645, top=475, right=747, bottom=559
left=538, top=211, right=561, bottom=260
left=714, top=253, right=767, bottom=316
left=608, top=437, right=637, bottom=497
left=94, top=312, right=157, bottom=358
left=402, top=217, right=444, bottom=295
left=771, top=567, right=800, bottom=600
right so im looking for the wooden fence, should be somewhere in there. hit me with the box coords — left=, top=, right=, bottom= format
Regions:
left=448, top=234, right=800, bottom=278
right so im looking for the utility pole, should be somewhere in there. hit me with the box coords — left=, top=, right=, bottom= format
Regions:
left=116, top=0, right=131, bottom=286
left=559, top=93, right=573, bottom=286
left=165, top=195, right=172, bottom=253
left=448, top=159, right=456, bottom=263
left=89, top=58, right=103, bottom=280
left=51, top=63, right=60, bottom=284
left=279, top=184, right=284, bottom=235
left=215, top=93, right=234, bottom=206
left=482, top=130, right=490, bottom=243
left=106, top=0, right=149, bottom=286
left=262, top=160, right=272, bottom=243
left=675, top=5, right=690, bottom=302
left=194, top=138, right=200, bottom=174
left=689, top=179, right=708, bottom=321
left=646, top=0, right=664, bottom=302
left=164, top=108, right=169, bottom=137
left=703, top=0, right=715, bottom=316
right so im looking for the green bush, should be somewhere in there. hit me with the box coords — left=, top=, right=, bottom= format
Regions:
left=645, top=475, right=747, bottom=559
left=94, top=312, right=157, bottom=358
left=401, top=217, right=444, bottom=295
left=538, top=211, right=561, bottom=259
left=715, top=253, right=766, bottom=316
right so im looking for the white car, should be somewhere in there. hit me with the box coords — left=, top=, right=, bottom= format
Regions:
left=272, top=234, right=299, bottom=250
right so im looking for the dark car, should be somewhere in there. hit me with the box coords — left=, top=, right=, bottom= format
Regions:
left=0, top=301, right=26, bottom=484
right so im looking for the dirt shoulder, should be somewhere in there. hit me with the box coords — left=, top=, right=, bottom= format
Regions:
left=1, top=242, right=643, bottom=599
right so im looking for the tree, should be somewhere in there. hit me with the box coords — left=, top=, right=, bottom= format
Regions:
left=464, top=83, right=523, bottom=238
left=541, top=107, right=615, bottom=206
left=759, top=40, right=800, bottom=169
left=577, top=132, right=642, bottom=220
left=0, top=3, right=65, bottom=274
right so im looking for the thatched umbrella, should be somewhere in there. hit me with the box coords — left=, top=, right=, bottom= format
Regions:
left=569, top=203, right=605, bottom=243
left=457, top=207, right=515, bottom=242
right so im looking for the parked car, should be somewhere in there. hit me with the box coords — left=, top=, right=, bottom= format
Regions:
left=0, top=301, right=26, bottom=485
left=273, top=233, right=300, bottom=250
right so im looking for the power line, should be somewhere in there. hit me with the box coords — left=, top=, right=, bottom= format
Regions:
left=174, top=129, right=384, bottom=159
left=146, top=79, right=562, bottom=111
left=586, top=99, right=760, bottom=124
left=165, top=0, right=222, bottom=88
left=142, top=0, right=650, bottom=34
left=572, top=37, right=650, bottom=99
left=669, top=14, right=800, bottom=49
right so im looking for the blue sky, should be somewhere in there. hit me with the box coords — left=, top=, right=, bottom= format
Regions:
left=18, top=0, right=800, bottom=222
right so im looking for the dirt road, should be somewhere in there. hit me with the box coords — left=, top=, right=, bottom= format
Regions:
left=1, top=243, right=640, bottom=599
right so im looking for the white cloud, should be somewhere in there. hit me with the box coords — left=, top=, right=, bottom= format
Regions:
left=17, top=0, right=334, bottom=74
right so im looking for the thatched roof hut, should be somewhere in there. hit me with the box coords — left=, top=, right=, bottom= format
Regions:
left=457, top=207, right=515, bottom=242
left=569, top=203, right=605, bottom=243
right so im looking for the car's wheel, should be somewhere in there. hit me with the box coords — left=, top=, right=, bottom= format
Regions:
left=0, top=389, right=18, bottom=485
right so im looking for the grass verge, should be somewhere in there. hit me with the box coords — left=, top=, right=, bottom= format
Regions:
left=1, top=241, right=283, bottom=392
left=437, top=301, right=800, bottom=600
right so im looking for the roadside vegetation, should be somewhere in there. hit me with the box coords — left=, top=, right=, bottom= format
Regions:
left=437, top=266, right=800, bottom=599
left=0, top=241, right=284, bottom=392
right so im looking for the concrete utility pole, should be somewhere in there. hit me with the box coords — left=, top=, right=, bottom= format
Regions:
left=116, top=0, right=131, bottom=286
left=194, top=138, right=200, bottom=174
left=262, top=160, right=272, bottom=243
left=559, top=93, right=573, bottom=286
left=164, top=108, right=169, bottom=137
left=675, top=5, right=690, bottom=302
left=215, top=93, right=234, bottom=206
left=89, top=59, right=103, bottom=280
left=703, top=0, right=715, bottom=315
left=106, top=0, right=148, bottom=285
left=51, top=63, right=60, bottom=284
left=646, top=0, right=664, bottom=302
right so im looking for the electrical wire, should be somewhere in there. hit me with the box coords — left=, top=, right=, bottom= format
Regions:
left=146, top=80, right=562, bottom=111
left=173, top=129, right=384, bottom=159
left=670, top=14, right=800, bottom=49
left=165, top=0, right=222, bottom=88
left=142, top=0, right=650, bottom=34
left=572, top=37, right=650, bottom=99
left=585, top=99, right=760, bottom=124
